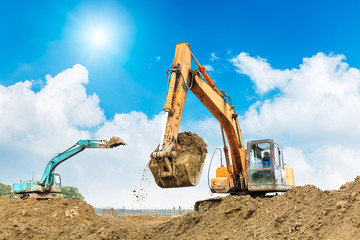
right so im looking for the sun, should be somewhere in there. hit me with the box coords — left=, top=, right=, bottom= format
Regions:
left=64, top=2, right=136, bottom=57
left=89, top=28, right=109, bottom=48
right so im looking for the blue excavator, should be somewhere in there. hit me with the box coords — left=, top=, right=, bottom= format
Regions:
left=13, top=136, right=126, bottom=199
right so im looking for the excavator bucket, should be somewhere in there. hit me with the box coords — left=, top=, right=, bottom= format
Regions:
left=107, top=136, right=126, bottom=148
left=149, top=152, right=205, bottom=188
left=148, top=132, right=207, bottom=188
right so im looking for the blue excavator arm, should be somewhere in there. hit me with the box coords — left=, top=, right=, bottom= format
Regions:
left=13, top=136, right=125, bottom=194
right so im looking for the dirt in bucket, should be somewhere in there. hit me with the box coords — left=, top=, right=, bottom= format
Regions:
left=148, top=131, right=208, bottom=188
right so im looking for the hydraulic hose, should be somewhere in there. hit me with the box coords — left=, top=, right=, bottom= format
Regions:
left=207, top=148, right=223, bottom=190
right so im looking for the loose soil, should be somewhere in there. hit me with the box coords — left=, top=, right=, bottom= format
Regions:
left=149, top=177, right=360, bottom=240
left=175, top=131, right=208, bottom=159
left=1, top=177, right=360, bottom=239
left=0, top=196, right=166, bottom=240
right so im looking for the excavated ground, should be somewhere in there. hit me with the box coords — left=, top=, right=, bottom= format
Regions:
left=0, top=196, right=170, bottom=239
left=149, top=177, right=360, bottom=240
left=1, top=177, right=360, bottom=239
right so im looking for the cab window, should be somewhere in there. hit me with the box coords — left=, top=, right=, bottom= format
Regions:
left=274, top=146, right=280, bottom=166
left=249, top=142, right=271, bottom=169
left=54, top=174, right=61, bottom=190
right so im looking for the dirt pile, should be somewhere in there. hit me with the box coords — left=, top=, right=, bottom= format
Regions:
left=0, top=197, right=149, bottom=240
left=148, top=177, right=360, bottom=240
left=149, top=131, right=207, bottom=188
left=2, top=177, right=360, bottom=239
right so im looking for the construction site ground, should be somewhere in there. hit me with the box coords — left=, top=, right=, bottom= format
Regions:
left=1, top=176, right=360, bottom=239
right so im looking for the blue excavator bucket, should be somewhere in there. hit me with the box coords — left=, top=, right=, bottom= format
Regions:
left=107, top=136, right=126, bottom=148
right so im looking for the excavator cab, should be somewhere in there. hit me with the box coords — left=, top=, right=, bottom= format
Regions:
left=211, top=140, right=295, bottom=194
left=246, top=140, right=294, bottom=192
left=50, top=173, right=62, bottom=193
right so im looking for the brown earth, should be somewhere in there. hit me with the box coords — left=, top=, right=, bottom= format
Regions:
left=149, top=177, right=360, bottom=240
left=149, top=131, right=208, bottom=188
left=0, top=196, right=167, bottom=240
left=1, top=177, right=360, bottom=239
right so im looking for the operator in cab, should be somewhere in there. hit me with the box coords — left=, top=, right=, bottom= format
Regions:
left=262, top=151, right=271, bottom=168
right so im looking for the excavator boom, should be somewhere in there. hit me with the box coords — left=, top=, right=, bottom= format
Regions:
left=150, top=43, right=247, bottom=191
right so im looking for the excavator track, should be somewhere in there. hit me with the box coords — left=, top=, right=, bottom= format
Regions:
left=21, top=193, right=64, bottom=200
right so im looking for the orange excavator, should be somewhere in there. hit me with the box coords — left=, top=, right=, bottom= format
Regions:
left=149, top=42, right=294, bottom=196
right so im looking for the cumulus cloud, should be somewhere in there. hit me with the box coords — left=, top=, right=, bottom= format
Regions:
left=233, top=52, right=360, bottom=189
left=231, top=52, right=295, bottom=93
left=0, top=64, right=103, bottom=156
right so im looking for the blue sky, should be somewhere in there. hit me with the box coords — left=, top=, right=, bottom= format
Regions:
left=1, top=0, right=360, bottom=208
left=2, top=0, right=360, bottom=118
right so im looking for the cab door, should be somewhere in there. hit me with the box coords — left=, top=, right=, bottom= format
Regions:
left=50, top=174, right=62, bottom=193
left=273, top=144, right=285, bottom=185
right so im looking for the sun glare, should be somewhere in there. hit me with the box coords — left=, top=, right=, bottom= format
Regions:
left=89, top=28, right=109, bottom=47
left=65, top=1, right=135, bottom=57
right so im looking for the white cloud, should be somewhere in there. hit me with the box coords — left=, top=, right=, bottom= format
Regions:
left=211, top=52, right=219, bottom=61
left=231, top=52, right=295, bottom=93
left=234, top=52, right=360, bottom=190
left=204, top=65, right=214, bottom=71
left=156, top=56, right=160, bottom=61
left=0, top=64, right=103, bottom=157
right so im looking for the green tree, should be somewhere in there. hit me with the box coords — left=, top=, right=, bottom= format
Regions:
left=0, top=183, right=14, bottom=197
left=61, top=186, right=84, bottom=200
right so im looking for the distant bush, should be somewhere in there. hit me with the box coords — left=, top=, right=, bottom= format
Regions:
left=0, top=183, right=84, bottom=199
left=61, top=186, right=84, bottom=200
left=0, top=183, right=15, bottom=197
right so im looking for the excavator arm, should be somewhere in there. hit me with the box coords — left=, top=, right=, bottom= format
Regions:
left=40, top=137, right=126, bottom=191
left=151, top=42, right=247, bottom=191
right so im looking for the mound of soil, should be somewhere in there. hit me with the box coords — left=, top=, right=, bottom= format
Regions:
left=148, top=177, right=360, bottom=240
left=2, top=177, right=360, bottom=239
left=0, top=197, right=149, bottom=240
